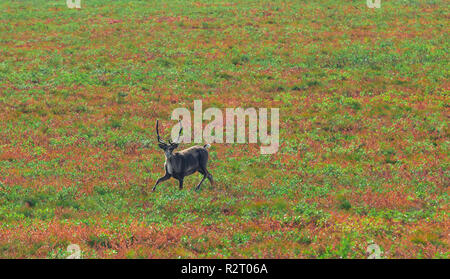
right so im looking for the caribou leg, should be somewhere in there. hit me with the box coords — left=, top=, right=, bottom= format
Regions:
left=152, top=173, right=171, bottom=192
left=206, top=170, right=214, bottom=187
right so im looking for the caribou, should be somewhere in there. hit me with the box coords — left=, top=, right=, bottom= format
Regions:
left=152, top=120, right=214, bottom=192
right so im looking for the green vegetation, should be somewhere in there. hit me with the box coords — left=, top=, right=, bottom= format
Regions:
left=0, top=0, right=448, bottom=258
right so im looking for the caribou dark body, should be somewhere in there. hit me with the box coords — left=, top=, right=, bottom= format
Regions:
left=152, top=120, right=214, bottom=192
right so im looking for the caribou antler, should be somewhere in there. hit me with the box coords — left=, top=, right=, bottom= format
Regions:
left=175, top=120, right=183, bottom=143
left=156, top=120, right=165, bottom=144
left=167, top=120, right=183, bottom=144
left=157, top=120, right=183, bottom=144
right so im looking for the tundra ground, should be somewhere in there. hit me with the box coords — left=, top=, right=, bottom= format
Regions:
left=0, top=0, right=448, bottom=258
